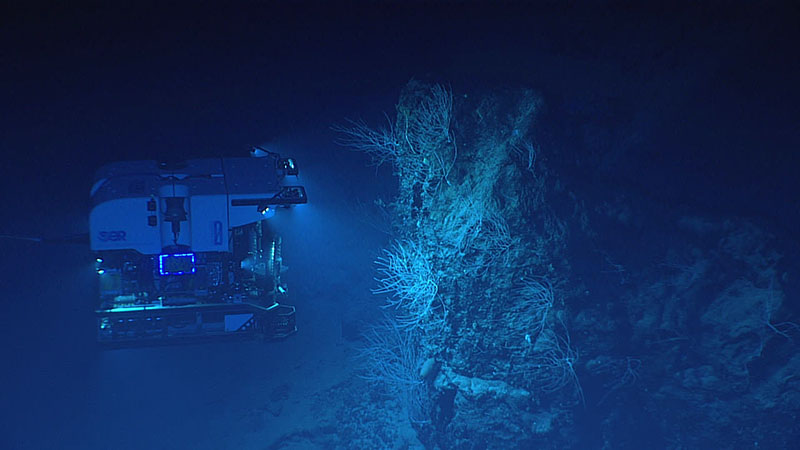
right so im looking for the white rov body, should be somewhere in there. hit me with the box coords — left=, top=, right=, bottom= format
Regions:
left=90, top=151, right=306, bottom=344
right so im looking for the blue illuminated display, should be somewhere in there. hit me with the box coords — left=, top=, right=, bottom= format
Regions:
left=158, top=253, right=196, bottom=276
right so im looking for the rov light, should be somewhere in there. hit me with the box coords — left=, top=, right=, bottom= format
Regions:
left=158, top=253, right=196, bottom=276
left=278, top=158, right=299, bottom=176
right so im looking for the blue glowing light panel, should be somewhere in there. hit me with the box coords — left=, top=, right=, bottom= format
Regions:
left=158, top=253, right=196, bottom=276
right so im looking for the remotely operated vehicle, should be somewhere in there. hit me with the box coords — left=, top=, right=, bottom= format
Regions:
left=89, top=148, right=306, bottom=344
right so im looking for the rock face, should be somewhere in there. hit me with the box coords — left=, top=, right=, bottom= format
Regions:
left=342, top=82, right=799, bottom=448
left=343, top=81, right=581, bottom=448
